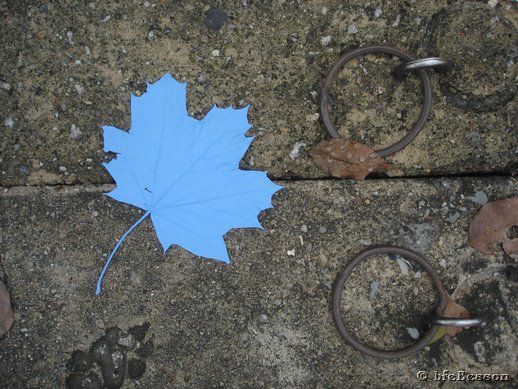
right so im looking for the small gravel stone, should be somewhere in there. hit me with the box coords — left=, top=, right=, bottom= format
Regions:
left=392, top=14, right=401, bottom=27
left=130, top=271, right=138, bottom=283
left=117, top=333, right=136, bottom=350
left=19, top=165, right=30, bottom=176
left=300, top=224, right=308, bottom=233
left=205, top=7, right=229, bottom=30
left=467, top=191, right=488, bottom=205
left=465, top=131, right=481, bottom=144
left=374, top=6, right=383, bottom=18
left=0, top=80, right=11, bottom=91
left=446, top=212, right=460, bottom=224
left=259, top=314, right=268, bottom=324
left=320, top=35, right=331, bottom=46
left=289, top=142, right=306, bottom=160
left=319, top=226, right=327, bottom=233
left=70, top=124, right=82, bottom=139
left=95, top=319, right=105, bottom=329
left=406, top=327, right=419, bottom=339
left=369, top=281, right=380, bottom=300
left=74, top=84, right=84, bottom=94
left=211, top=49, right=220, bottom=57
left=59, top=166, right=67, bottom=172
left=4, top=117, right=14, bottom=128
left=347, top=24, right=358, bottom=34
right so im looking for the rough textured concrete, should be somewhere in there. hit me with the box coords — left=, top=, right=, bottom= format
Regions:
left=1, top=1, right=517, bottom=388
left=1, top=178, right=517, bottom=387
left=0, top=1, right=517, bottom=186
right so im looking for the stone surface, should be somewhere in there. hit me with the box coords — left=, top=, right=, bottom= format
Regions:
left=0, top=1, right=516, bottom=186
left=1, top=178, right=516, bottom=387
left=0, top=1, right=517, bottom=387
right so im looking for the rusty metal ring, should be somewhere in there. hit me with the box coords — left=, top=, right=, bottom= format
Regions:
left=320, top=45, right=433, bottom=158
left=332, top=246, right=449, bottom=359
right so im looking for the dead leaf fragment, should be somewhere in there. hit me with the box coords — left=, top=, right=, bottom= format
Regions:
left=0, top=280, right=14, bottom=336
left=309, top=138, right=391, bottom=180
left=469, top=197, right=518, bottom=256
left=443, top=297, right=471, bottom=337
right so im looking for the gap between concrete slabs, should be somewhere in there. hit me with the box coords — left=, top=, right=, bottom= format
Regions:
left=0, top=176, right=516, bottom=387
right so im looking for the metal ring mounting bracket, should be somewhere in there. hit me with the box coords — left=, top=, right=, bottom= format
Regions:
left=320, top=45, right=438, bottom=158
left=332, top=246, right=482, bottom=359
left=392, top=57, right=452, bottom=79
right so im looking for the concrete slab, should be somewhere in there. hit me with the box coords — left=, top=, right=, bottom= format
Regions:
left=1, top=2, right=516, bottom=186
left=1, top=177, right=516, bottom=387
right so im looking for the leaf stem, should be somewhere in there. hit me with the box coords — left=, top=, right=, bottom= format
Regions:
left=96, top=211, right=151, bottom=295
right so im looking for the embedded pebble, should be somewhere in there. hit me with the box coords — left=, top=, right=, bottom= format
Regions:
left=70, top=124, right=82, bottom=139
left=4, top=117, right=14, bottom=128
left=320, top=35, right=331, bottom=46
left=467, top=191, right=488, bottom=205
left=300, top=224, right=308, bottom=233
left=392, top=14, right=401, bottom=27
left=0, top=80, right=11, bottom=91
left=19, top=165, right=30, bottom=176
left=465, top=131, right=481, bottom=144
left=369, top=281, right=380, bottom=300
left=130, top=271, right=138, bottom=283
left=319, top=226, right=327, bottom=233
left=205, top=7, right=229, bottom=30
left=446, top=212, right=460, bottom=224
left=259, top=314, right=269, bottom=324
left=473, top=341, right=487, bottom=363
left=374, top=6, right=383, bottom=18
left=117, top=333, right=136, bottom=350
left=95, top=319, right=105, bottom=329
left=287, top=249, right=295, bottom=256
left=74, top=84, right=84, bottom=94
left=347, top=24, right=358, bottom=34
left=406, top=327, right=419, bottom=339
left=289, top=142, right=306, bottom=160
left=211, top=49, right=221, bottom=57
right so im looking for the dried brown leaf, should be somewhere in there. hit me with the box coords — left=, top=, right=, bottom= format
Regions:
left=0, top=280, right=14, bottom=336
left=469, top=197, right=518, bottom=256
left=444, top=296, right=471, bottom=337
left=309, top=139, right=391, bottom=180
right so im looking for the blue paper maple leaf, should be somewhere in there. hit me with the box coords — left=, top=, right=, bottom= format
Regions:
left=97, top=73, right=282, bottom=295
